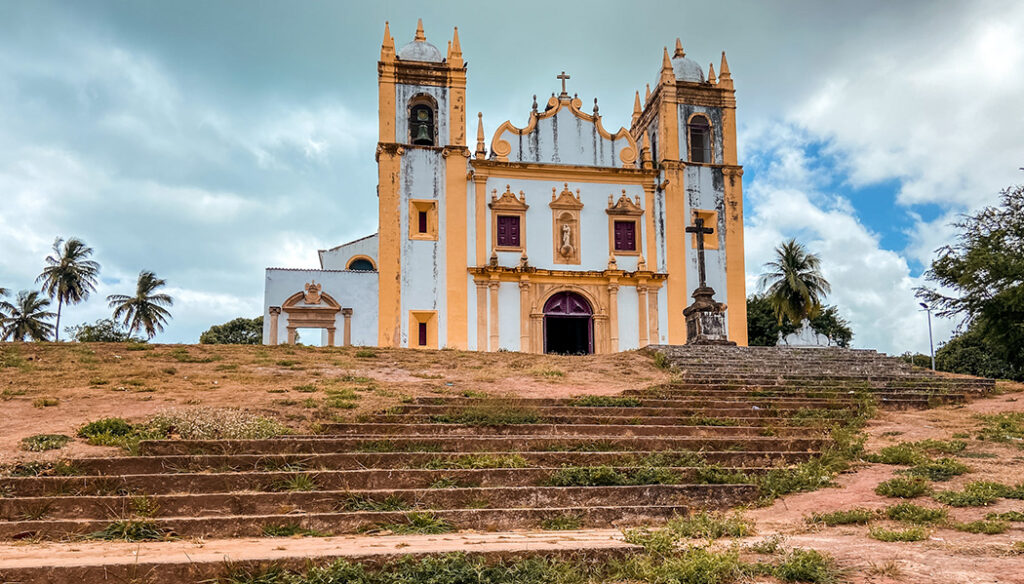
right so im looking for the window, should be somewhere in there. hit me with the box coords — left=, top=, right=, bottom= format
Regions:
left=496, top=215, right=521, bottom=248
left=347, top=258, right=375, bottom=271
left=613, top=220, right=636, bottom=251
left=688, top=115, right=712, bottom=163
left=409, top=104, right=435, bottom=146
left=417, top=322, right=428, bottom=346
left=408, top=200, right=438, bottom=240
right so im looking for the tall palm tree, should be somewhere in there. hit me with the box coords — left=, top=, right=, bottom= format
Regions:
left=758, top=239, right=832, bottom=325
left=36, top=237, right=101, bottom=341
left=0, top=290, right=57, bottom=341
left=0, top=286, right=10, bottom=325
left=107, top=271, right=174, bottom=339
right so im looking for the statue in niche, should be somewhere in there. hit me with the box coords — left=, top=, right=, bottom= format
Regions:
left=560, top=223, right=575, bottom=257
left=303, top=280, right=323, bottom=304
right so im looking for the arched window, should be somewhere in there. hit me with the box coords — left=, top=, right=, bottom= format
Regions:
left=687, top=114, right=712, bottom=163
left=347, top=258, right=375, bottom=271
left=409, top=96, right=437, bottom=146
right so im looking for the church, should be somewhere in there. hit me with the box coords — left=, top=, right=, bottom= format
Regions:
left=262, top=20, right=748, bottom=353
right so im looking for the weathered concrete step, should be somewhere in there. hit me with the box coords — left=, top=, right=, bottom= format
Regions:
left=30, top=449, right=811, bottom=477
left=398, top=401, right=853, bottom=414
left=407, top=397, right=860, bottom=409
left=361, top=414, right=830, bottom=427
left=0, top=465, right=784, bottom=498
left=317, top=423, right=816, bottom=437
left=0, top=484, right=752, bottom=522
left=137, top=436, right=827, bottom=456
left=0, top=503, right=712, bottom=540
left=0, top=532, right=636, bottom=584
left=627, top=388, right=968, bottom=404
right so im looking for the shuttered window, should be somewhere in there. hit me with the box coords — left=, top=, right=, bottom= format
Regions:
left=613, top=221, right=636, bottom=251
left=496, top=215, right=521, bottom=247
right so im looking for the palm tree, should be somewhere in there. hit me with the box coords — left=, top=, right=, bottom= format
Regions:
left=758, top=239, right=832, bottom=325
left=36, top=237, right=101, bottom=341
left=0, top=286, right=10, bottom=325
left=1, top=290, right=57, bottom=341
left=107, top=271, right=174, bottom=339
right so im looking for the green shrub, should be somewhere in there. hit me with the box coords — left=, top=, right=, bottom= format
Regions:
left=806, top=508, right=876, bottom=526
left=569, top=395, right=642, bottom=407
left=372, top=512, right=453, bottom=535
left=866, top=443, right=927, bottom=465
left=666, top=511, right=753, bottom=539
left=976, top=412, right=1024, bottom=443
left=20, top=434, right=71, bottom=452
left=424, top=454, right=528, bottom=470
left=543, top=465, right=680, bottom=487
left=868, top=526, right=929, bottom=542
left=540, top=513, right=583, bottom=530
left=88, top=520, right=166, bottom=541
left=875, top=477, right=931, bottom=498
left=987, top=511, right=1024, bottom=522
left=885, top=502, right=947, bottom=525
left=953, top=520, right=1009, bottom=534
left=772, top=548, right=840, bottom=583
left=898, top=458, right=970, bottom=481
left=934, top=481, right=1011, bottom=507
left=431, top=405, right=540, bottom=425
left=262, top=523, right=327, bottom=537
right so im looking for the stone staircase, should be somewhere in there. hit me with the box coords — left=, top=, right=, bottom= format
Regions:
left=0, top=345, right=992, bottom=583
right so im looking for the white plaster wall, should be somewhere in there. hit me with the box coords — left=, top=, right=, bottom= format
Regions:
left=496, top=107, right=631, bottom=167
left=655, top=287, right=669, bottom=344
left=399, top=148, right=446, bottom=347
left=616, top=286, right=640, bottom=350
left=263, top=268, right=378, bottom=346
left=683, top=165, right=730, bottom=334
left=677, top=104, right=725, bottom=165
left=320, top=234, right=378, bottom=270
left=396, top=85, right=449, bottom=146
left=497, top=281, right=521, bottom=350
left=467, top=274, right=479, bottom=350
left=484, top=178, right=648, bottom=273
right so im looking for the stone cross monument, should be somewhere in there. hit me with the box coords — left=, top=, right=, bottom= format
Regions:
left=683, top=217, right=735, bottom=345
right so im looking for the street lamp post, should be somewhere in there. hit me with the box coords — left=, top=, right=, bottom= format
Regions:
left=919, top=302, right=935, bottom=371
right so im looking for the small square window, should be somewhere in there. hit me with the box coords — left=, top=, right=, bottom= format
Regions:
left=418, top=322, right=428, bottom=346
left=496, top=215, right=521, bottom=248
left=613, top=221, right=636, bottom=251
left=418, top=211, right=428, bottom=234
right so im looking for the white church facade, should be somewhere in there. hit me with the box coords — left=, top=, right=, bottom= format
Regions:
left=263, top=21, right=748, bottom=353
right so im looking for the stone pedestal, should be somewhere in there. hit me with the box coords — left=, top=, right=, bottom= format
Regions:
left=683, top=286, right=735, bottom=345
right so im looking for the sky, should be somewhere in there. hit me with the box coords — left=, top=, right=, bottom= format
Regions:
left=0, top=0, right=1022, bottom=354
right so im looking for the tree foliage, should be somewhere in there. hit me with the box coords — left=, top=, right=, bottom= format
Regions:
left=758, top=239, right=832, bottom=324
left=36, top=237, right=100, bottom=341
left=0, top=290, right=56, bottom=341
left=106, top=271, right=173, bottom=339
left=200, top=316, right=263, bottom=344
left=917, top=184, right=1024, bottom=374
left=66, top=319, right=144, bottom=343
left=747, top=293, right=853, bottom=348
left=935, top=328, right=1019, bottom=380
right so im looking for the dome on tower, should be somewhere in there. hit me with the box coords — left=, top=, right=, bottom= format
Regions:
left=396, top=19, right=444, bottom=63
left=670, top=39, right=704, bottom=83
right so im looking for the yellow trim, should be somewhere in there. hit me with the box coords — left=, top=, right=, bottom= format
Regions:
left=723, top=167, right=747, bottom=346
left=408, top=310, right=439, bottom=349
left=690, top=209, right=719, bottom=250
left=471, top=160, right=656, bottom=186
left=378, top=63, right=396, bottom=144
left=643, top=184, right=658, bottom=272
left=489, top=95, right=638, bottom=167
left=346, top=255, right=377, bottom=270
left=662, top=163, right=686, bottom=343
left=376, top=147, right=402, bottom=347
left=444, top=148, right=470, bottom=349
left=408, top=199, right=439, bottom=241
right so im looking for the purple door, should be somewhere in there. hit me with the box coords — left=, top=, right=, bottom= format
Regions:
left=543, top=292, right=593, bottom=354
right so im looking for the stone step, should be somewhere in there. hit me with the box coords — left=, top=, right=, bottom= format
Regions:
left=0, top=484, right=752, bottom=523
left=137, top=435, right=827, bottom=456
left=0, top=503, right=708, bottom=540
left=316, top=423, right=816, bottom=438
left=23, top=450, right=809, bottom=478
left=400, top=400, right=853, bottom=413
left=361, top=414, right=829, bottom=427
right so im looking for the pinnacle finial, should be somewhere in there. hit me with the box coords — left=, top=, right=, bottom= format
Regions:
left=414, top=18, right=426, bottom=41
left=381, top=21, right=395, bottom=61
left=532, top=94, right=538, bottom=112
left=645, top=84, right=651, bottom=101
left=674, top=38, right=685, bottom=58
left=708, top=63, right=717, bottom=84
left=593, top=97, right=599, bottom=116
left=633, top=91, right=642, bottom=113
left=660, top=47, right=674, bottom=83
left=720, top=51, right=731, bottom=77
left=451, top=26, right=461, bottom=52
left=475, top=112, right=486, bottom=157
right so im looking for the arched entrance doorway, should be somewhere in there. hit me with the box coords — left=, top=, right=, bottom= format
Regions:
left=543, top=291, right=593, bottom=355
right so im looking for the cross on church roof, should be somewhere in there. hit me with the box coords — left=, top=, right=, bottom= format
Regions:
left=557, top=71, right=570, bottom=96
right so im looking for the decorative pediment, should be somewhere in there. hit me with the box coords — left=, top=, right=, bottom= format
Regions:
left=549, top=183, right=584, bottom=210
left=283, top=286, right=341, bottom=310
left=606, top=190, right=644, bottom=216
left=489, top=94, right=638, bottom=168
left=488, top=185, right=529, bottom=211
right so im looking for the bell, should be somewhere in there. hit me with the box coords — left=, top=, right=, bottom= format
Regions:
left=412, top=123, right=433, bottom=145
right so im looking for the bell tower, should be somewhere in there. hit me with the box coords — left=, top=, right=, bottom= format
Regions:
left=630, top=40, right=747, bottom=345
left=376, top=20, right=470, bottom=348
